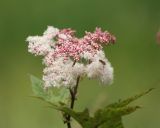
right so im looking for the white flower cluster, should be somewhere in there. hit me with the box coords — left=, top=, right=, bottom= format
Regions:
left=27, top=26, right=59, bottom=56
left=85, top=51, right=113, bottom=85
left=26, top=26, right=114, bottom=88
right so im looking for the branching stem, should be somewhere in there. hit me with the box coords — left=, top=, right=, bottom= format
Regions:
left=65, top=76, right=80, bottom=128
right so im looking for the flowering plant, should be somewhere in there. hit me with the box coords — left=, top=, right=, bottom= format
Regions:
left=27, top=26, right=152, bottom=128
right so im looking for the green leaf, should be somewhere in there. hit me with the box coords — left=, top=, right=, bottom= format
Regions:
left=95, top=88, right=153, bottom=128
left=47, top=87, right=70, bottom=105
left=30, top=75, right=47, bottom=98
left=50, top=88, right=153, bottom=128
left=30, top=75, right=70, bottom=106
left=55, top=106, right=95, bottom=128
left=30, top=77, right=153, bottom=128
left=106, top=88, right=154, bottom=109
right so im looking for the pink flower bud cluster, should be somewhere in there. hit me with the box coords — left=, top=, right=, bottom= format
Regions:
left=53, top=27, right=115, bottom=61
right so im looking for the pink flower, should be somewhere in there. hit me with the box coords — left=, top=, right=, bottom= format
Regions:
left=84, top=27, right=116, bottom=44
left=53, top=27, right=116, bottom=61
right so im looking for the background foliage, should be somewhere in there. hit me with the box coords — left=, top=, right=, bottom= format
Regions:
left=0, top=0, right=160, bottom=128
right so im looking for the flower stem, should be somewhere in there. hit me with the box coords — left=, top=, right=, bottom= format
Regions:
left=66, top=76, right=80, bottom=128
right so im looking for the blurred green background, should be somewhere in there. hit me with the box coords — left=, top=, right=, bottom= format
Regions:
left=0, top=0, right=160, bottom=128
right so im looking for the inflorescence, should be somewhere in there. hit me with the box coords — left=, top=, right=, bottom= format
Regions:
left=26, top=26, right=116, bottom=88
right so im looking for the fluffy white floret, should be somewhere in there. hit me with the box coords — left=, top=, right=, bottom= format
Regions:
left=27, top=36, right=52, bottom=56
left=43, top=50, right=55, bottom=66
left=43, top=26, right=59, bottom=39
left=86, top=58, right=113, bottom=85
left=82, top=50, right=106, bottom=61
left=86, top=60, right=104, bottom=78
left=72, top=63, right=85, bottom=77
left=43, top=58, right=76, bottom=88
left=99, top=59, right=113, bottom=85
left=26, top=26, right=59, bottom=56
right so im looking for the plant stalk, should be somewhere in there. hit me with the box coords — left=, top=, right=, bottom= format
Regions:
left=66, top=76, right=80, bottom=128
